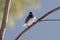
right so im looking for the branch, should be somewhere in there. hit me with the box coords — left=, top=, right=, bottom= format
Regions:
left=40, top=19, right=60, bottom=21
left=15, top=6, right=60, bottom=40
left=0, top=0, right=11, bottom=40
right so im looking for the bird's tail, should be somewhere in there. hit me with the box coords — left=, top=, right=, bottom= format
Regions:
left=22, top=23, right=28, bottom=27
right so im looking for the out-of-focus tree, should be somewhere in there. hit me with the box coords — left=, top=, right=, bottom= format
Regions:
left=0, top=0, right=40, bottom=40
left=0, top=0, right=40, bottom=27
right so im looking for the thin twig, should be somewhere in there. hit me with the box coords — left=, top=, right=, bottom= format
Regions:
left=15, top=6, right=60, bottom=40
left=42, top=19, right=60, bottom=21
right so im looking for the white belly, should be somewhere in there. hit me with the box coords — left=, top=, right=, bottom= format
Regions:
left=23, top=17, right=37, bottom=27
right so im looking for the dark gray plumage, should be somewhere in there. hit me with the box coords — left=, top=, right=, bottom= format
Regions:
left=23, top=12, right=36, bottom=27
left=25, top=12, right=34, bottom=23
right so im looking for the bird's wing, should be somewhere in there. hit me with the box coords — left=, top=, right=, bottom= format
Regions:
left=25, top=15, right=31, bottom=23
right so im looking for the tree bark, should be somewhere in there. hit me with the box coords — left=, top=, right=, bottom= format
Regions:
left=15, top=6, right=60, bottom=40
left=0, top=0, right=11, bottom=40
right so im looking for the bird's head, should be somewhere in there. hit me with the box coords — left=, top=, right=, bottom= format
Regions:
left=29, top=12, right=32, bottom=15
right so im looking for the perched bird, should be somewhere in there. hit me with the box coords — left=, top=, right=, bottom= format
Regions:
left=23, top=12, right=36, bottom=27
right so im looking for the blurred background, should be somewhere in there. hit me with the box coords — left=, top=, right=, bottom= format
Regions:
left=0, top=0, right=60, bottom=40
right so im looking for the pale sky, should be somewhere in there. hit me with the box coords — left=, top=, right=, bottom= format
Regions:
left=5, top=0, right=60, bottom=40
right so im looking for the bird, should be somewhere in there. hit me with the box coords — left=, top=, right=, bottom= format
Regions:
left=23, top=12, right=37, bottom=27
